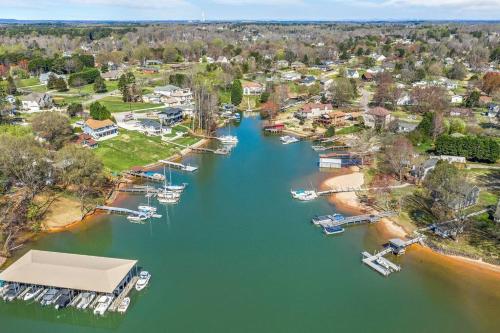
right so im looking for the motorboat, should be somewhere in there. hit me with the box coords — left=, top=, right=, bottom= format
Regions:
left=290, top=189, right=318, bottom=201
left=164, top=183, right=187, bottom=193
left=117, top=297, right=130, bottom=314
left=323, top=226, right=345, bottom=235
left=157, top=189, right=181, bottom=199
left=93, top=295, right=114, bottom=316
left=135, top=271, right=151, bottom=291
left=40, top=288, right=60, bottom=306
left=280, top=135, right=299, bottom=145
left=217, top=135, right=238, bottom=144
left=0, top=283, right=9, bottom=298
left=2, top=284, right=20, bottom=302
left=158, top=196, right=179, bottom=204
left=24, top=286, right=44, bottom=301
left=127, top=214, right=149, bottom=222
left=54, top=289, right=72, bottom=310
left=138, top=205, right=157, bottom=213
left=35, top=288, right=48, bottom=302
left=77, top=292, right=96, bottom=310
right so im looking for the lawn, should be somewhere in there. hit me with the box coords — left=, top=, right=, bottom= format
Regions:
left=93, top=129, right=201, bottom=173
left=68, top=81, right=119, bottom=95
left=16, top=77, right=40, bottom=87
left=336, top=125, right=363, bottom=135
left=97, top=96, right=163, bottom=113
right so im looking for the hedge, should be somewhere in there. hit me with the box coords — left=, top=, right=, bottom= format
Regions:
left=435, top=135, right=500, bottom=163
left=68, top=68, right=100, bottom=87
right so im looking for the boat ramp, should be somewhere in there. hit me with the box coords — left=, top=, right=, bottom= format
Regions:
left=362, top=235, right=425, bottom=276
left=159, top=160, right=198, bottom=172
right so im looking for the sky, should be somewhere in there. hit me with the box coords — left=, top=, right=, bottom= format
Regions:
left=1, top=0, right=499, bottom=21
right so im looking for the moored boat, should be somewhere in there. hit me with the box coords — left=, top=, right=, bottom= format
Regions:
left=291, top=189, right=318, bottom=201
left=323, top=226, right=345, bottom=235
left=135, top=271, right=151, bottom=291
left=280, top=135, right=299, bottom=145
left=117, top=297, right=130, bottom=314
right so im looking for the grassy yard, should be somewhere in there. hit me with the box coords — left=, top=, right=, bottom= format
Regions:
left=16, top=77, right=40, bottom=87
left=97, top=96, right=162, bottom=113
left=336, top=124, right=363, bottom=135
left=93, top=129, right=200, bottom=173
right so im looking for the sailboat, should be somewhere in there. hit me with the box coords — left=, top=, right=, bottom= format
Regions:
left=217, top=122, right=238, bottom=145
left=157, top=166, right=180, bottom=204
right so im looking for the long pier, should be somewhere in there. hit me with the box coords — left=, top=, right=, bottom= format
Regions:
left=108, top=276, right=139, bottom=312
left=312, top=211, right=397, bottom=228
left=96, top=206, right=147, bottom=218
left=159, top=160, right=198, bottom=172
left=124, top=171, right=165, bottom=182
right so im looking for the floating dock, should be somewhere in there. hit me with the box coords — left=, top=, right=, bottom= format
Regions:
left=159, top=160, right=198, bottom=172
left=96, top=206, right=148, bottom=218
left=125, top=171, right=165, bottom=182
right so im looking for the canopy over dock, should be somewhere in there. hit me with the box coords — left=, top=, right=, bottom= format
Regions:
left=0, top=250, right=137, bottom=294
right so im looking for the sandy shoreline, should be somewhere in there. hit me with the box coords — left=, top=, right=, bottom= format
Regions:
left=321, top=167, right=500, bottom=276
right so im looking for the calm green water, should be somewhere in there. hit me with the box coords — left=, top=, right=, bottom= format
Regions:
left=1, top=117, right=499, bottom=333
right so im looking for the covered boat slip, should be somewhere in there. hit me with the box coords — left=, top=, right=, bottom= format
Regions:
left=0, top=250, right=137, bottom=295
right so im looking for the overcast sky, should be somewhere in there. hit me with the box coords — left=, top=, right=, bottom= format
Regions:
left=1, top=0, right=500, bottom=21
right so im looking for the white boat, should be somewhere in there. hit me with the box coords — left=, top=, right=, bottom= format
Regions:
left=77, top=292, right=96, bottom=310
left=218, top=135, right=238, bottom=144
left=127, top=213, right=149, bottom=222
left=93, top=295, right=114, bottom=316
left=157, top=190, right=181, bottom=199
left=135, top=271, right=151, bottom=291
left=117, top=297, right=130, bottom=314
left=151, top=213, right=163, bottom=218
left=138, top=205, right=157, bottom=213
left=280, top=136, right=299, bottom=145
left=0, top=284, right=9, bottom=297
left=40, top=288, right=60, bottom=306
left=35, top=288, right=48, bottom=302
left=290, top=189, right=318, bottom=201
left=24, top=286, right=44, bottom=301
left=164, top=183, right=187, bottom=192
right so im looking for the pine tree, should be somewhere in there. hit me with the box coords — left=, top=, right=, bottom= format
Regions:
left=231, top=79, right=243, bottom=106
left=93, top=76, right=107, bottom=93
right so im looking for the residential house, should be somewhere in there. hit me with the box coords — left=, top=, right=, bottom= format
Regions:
left=299, top=76, right=316, bottom=86
left=346, top=69, right=359, bottom=79
left=39, top=72, right=66, bottom=85
left=83, top=119, right=119, bottom=140
left=412, top=158, right=439, bottom=180
left=216, top=56, right=229, bottom=64
left=21, top=93, right=53, bottom=112
left=291, top=61, right=306, bottom=70
left=448, top=108, right=473, bottom=118
left=361, top=72, right=374, bottom=81
left=138, top=119, right=170, bottom=136
left=154, top=85, right=181, bottom=97
left=75, top=133, right=98, bottom=149
left=199, top=56, right=215, bottom=64
left=158, top=107, right=183, bottom=126
left=231, top=55, right=245, bottom=64
left=242, top=82, right=264, bottom=95
left=101, top=69, right=123, bottom=81
left=139, top=66, right=159, bottom=74
left=145, top=59, right=163, bottom=66
left=363, top=107, right=393, bottom=129
left=142, top=94, right=162, bottom=104
left=450, top=95, right=463, bottom=104
left=397, top=94, right=412, bottom=106
left=487, top=104, right=499, bottom=118
left=295, top=103, right=333, bottom=120
left=479, top=95, right=493, bottom=106
left=281, top=71, right=301, bottom=81
left=276, top=60, right=289, bottom=69
left=397, top=120, right=418, bottom=133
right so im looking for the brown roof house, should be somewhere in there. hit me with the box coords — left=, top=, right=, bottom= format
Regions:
left=83, top=119, right=119, bottom=140
left=363, top=107, right=393, bottom=129
left=242, top=82, right=264, bottom=95
left=295, top=103, right=333, bottom=120
left=76, top=133, right=98, bottom=149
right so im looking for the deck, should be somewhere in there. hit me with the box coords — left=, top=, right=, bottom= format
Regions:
left=159, top=160, right=198, bottom=172
left=108, top=276, right=139, bottom=312
left=312, top=211, right=396, bottom=228
left=96, top=206, right=147, bottom=218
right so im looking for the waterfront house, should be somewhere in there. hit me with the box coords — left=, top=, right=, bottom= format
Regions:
left=142, top=94, right=162, bottom=104
left=138, top=119, right=169, bottom=136
left=83, top=119, right=119, bottom=140
left=291, top=61, right=306, bottom=70
left=295, top=103, right=333, bottom=120
left=281, top=71, right=301, bottom=82
left=158, top=107, right=183, bottom=126
left=276, top=60, right=289, bottom=69
left=242, top=82, right=264, bottom=95
left=363, top=107, right=393, bottom=129
left=154, top=85, right=180, bottom=97
left=299, top=76, right=316, bottom=86
left=346, top=69, right=359, bottom=79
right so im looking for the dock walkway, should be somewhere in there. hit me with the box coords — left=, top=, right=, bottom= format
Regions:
left=124, top=171, right=165, bottom=182
left=312, top=211, right=396, bottom=227
left=96, top=206, right=147, bottom=218
left=108, top=276, right=139, bottom=312
left=362, top=249, right=401, bottom=276
left=159, top=160, right=198, bottom=172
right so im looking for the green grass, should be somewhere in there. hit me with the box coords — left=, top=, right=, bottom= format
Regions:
left=336, top=125, right=363, bottom=135
left=16, top=77, right=40, bottom=87
left=93, top=129, right=200, bottom=173
left=68, top=81, right=119, bottom=95
left=97, top=96, right=162, bottom=113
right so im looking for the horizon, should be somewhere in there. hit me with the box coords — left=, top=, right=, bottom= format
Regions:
left=1, top=0, right=500, bottom=22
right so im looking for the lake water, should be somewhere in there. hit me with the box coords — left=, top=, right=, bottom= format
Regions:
left=1, top=117, right=499, bottom=333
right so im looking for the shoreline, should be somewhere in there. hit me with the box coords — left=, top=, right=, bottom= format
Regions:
left=321, top=167, right=500, bottom=276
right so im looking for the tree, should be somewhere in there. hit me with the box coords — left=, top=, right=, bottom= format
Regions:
left=382, top=136, right=414, bottom=181
left=47, top=74, right=58, bottom=90
left=55, top=145, right=106, bottom=215
left=101, top=63, right=109, bottom=73
left=373, top=72, right=400, bottom=110
left=464, top=90, right=480, bottom=108
left=6, top=76, right=16, bottom=95
left=447, top=62, right=467, bottom=81
left=330, top=78, right=356, bottom=107
left=93, top=76, right=107, bottom=93
left=67, top=103, right=83, bottom=117
left=411, top=86, right=449, bottom=113
left=89, top=102, right=111, bottom=120
left=54, top=78, right=68, bottom=92
left=482, top=72, right=500, bottom=95
left=31, top=112, right=73, bottom=149
left=231, top=79, right=243, bottom=106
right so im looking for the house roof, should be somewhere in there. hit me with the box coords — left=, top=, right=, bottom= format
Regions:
left=242, top=82, right=262, bottom=89
left=0, top=250, right=137, bottom=293
left=85, top=118, right=115, bottom=130
left=368, top=107, right=390, bottom=117
left=301, top=103, right=333, bottom=113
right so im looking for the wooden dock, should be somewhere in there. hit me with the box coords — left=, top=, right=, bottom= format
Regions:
left=312, top=211, right=396, bottom=228
left=159, top=160, right=198, bottom=172
left=362, top=249, right=401, bottom=276
left=124, top=171, right=165, bottom=182
left=108, top=276, right=139, bottom=312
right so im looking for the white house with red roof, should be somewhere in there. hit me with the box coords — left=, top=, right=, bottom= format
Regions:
left=295, top=103, right=333, bottom=119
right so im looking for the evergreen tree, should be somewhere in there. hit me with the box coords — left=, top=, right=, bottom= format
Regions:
left=54, top=78, right=68, bottom=92
left=93, top=76, right=107, bottom=93
left=6, top=76, right=16, bottom=95
left=231, top=79, right=243, bottom=106
left=89, top=102, right=111, bottom=120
